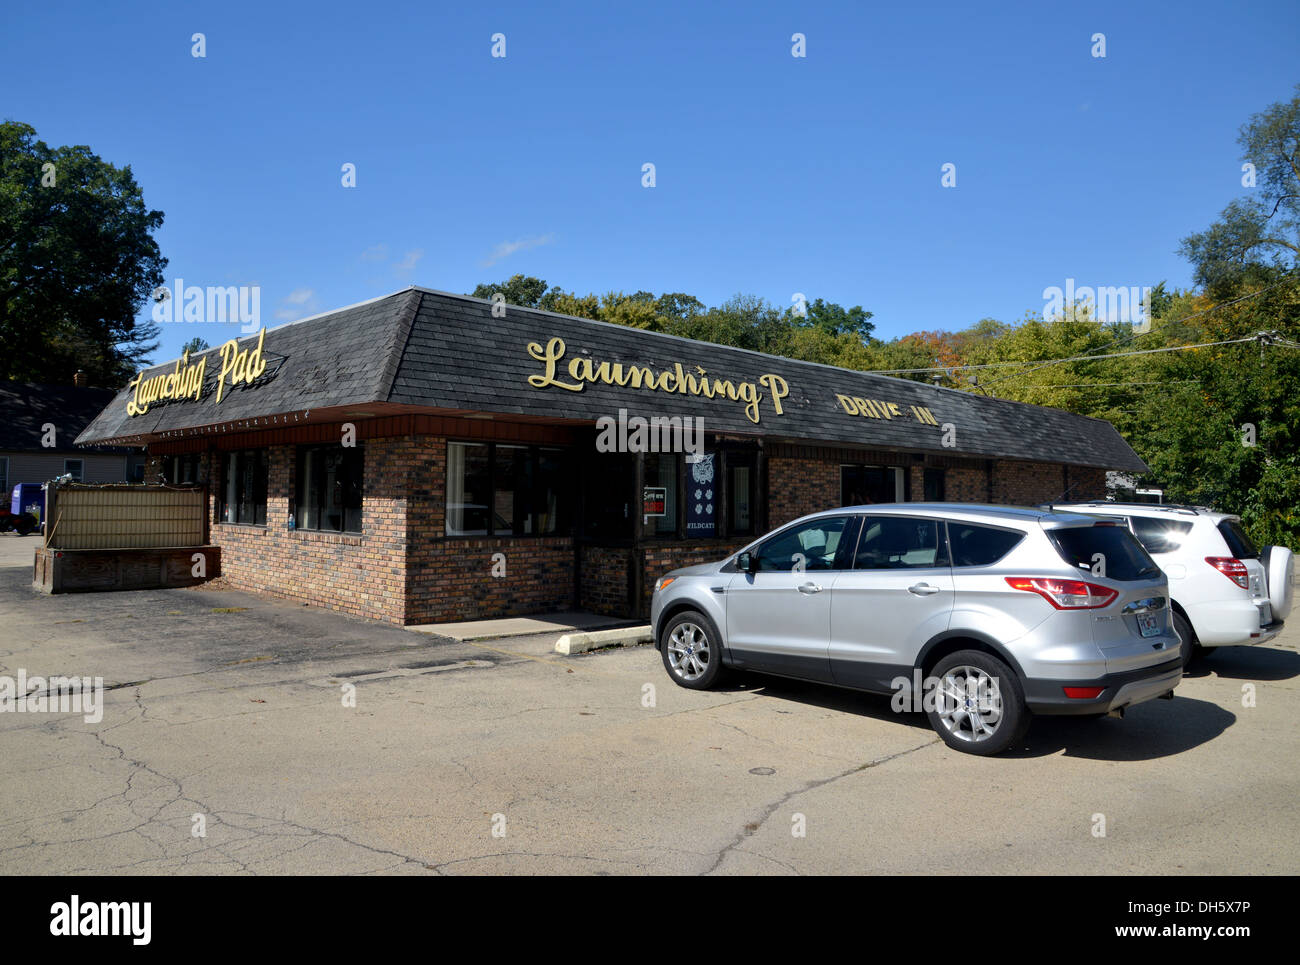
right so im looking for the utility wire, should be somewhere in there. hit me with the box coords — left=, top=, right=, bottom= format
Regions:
left=869, top=277, right=1297, bottom=379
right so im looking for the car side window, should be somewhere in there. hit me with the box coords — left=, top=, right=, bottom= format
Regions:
left=948, top=523, right=1024, bottom=567
left=1129, top=517, right=1193, bottom=555
left=854, top=516, right=948, bottom=569
left=753, top=516, right=856, bottom=572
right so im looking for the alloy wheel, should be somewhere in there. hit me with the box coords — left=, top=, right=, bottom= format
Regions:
left=667, top=622, right=711, bottom=682
left=934, top=665, right=1004, bottom=743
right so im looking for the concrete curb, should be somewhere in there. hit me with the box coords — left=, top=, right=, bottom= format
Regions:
left=555, top=625, right=653, bottom=655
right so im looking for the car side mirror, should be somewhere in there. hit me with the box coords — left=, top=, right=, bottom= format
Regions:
left=736, top=551, right=753, bottom=573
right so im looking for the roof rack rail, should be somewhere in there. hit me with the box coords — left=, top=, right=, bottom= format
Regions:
left=1066, top=500, right=1209, bottom=515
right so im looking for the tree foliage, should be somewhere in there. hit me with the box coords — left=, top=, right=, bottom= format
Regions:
left=0, top=121, right=166, bottom=386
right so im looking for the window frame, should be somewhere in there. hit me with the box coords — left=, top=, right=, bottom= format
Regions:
left=63, top=458, right=84, bottom=482
left=295, top=443, right=365, bottom=534
left=851, top=514, right=950, bottom=571
left=946, top=519, right=1028, bottom=568
left=217, top=448, right=269, bottom=526
left=840, top=463, right=906, bottom=506
left=750, top=514, right=861, bottom=573
left=444, top=441, right=572, bottom=539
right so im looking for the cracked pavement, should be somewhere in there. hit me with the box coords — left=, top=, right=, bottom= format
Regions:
left=1, top=536, right=1298, bottom=875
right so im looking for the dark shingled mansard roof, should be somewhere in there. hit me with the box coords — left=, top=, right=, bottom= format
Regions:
left=77, top=287, right=1148, bottom=473
left=1, top=381, right=132, bottom=453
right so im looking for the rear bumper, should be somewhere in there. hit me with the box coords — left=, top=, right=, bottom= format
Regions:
left=1189, top=598, right=1282, bottom=646
left=1200, top=617, right=1284, bottom=648
left=1023, top=656, right=1183, bottom=716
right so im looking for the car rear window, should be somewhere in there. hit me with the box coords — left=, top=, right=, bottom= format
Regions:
left=1048, top=524, right=1161, bottom=581
left=1130, top=517, right=1193, bottom=555
left=1217, top=519, right=1259, bottom=559
left=947, top=523, right=1024, bottom=567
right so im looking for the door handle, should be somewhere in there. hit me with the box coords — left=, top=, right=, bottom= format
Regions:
left=797, top=582, right=823, bottom=594
left=908, top=583, right=941, bottom=596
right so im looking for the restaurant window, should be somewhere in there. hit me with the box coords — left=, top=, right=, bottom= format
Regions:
left=923, top=468, right=945, bottom=502
left=841, top=465, right=904, bottom=506
left=644, top=453, right=680, bottom=536
left=64, top=459, right=84, bottom=482
left=165, top=453, right=202, bottom=485
left=296, top=444, right=363, bottom=533
left=727, top=452, right=757, bottom=536
left=219, top=449, right=268, bottom=525
left=446, top=442, right=569, bottom=537
left=0, top=457, right=7, bottom=497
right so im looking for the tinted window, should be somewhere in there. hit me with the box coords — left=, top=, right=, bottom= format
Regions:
left=754, top=517, right=855, bottom=572
left=855, top=517, right=947, bottom=569
left=1048, top=524, right=1161, bottom=580
left=297, top=444, right=364, bottom=533
left=1130, top=517, right=1193, bottom=555
left=948, top=523, right=1024, bottom=567
left=1217, top=519, right=1259, bottom=559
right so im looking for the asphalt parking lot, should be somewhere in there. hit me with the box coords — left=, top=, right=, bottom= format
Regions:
left=1, top=533, right=1297, bottom=875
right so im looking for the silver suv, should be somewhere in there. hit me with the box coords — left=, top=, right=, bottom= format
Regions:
left=651, top=504, right=1182, bottom=755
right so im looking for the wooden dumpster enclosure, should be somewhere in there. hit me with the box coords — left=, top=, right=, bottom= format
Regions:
left=33, top=485, right=220, bottom=594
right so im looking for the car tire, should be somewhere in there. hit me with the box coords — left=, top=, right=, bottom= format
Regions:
left=1173, top=611, right=1199, bottom=671
left=925, top=650, right=1030, bottom=756
left=660, top=610, right=727, bottom=690
left=14, top=514, right=37, bottom=536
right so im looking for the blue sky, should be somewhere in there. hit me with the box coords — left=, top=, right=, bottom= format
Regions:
left=4, top=0, right=1297, bottom=364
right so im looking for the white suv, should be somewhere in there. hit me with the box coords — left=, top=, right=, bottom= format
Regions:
left=1053, top=503, right=1292, bottom=668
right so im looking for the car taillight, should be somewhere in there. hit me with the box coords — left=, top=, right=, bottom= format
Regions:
left=1004, top=577, right=1118, bottom=609
left=1205, top=557, right=1249, bottom=589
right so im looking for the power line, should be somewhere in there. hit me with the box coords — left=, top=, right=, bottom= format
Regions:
left=868, top=277, right=1298, bottom=379
left=1020, top=380, right=1200, bottom=389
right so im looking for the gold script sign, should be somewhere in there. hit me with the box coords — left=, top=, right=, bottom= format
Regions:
left=526, top=337, right=789, bottom=425
left=126, top=329, right=268, bottom=416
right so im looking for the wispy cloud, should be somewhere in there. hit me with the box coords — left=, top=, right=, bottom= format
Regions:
left=360, top=243, right=389, bottom=262
left=479, top=233, right=556, bottom=268
left=394, top=248, right=424, bottom=274
left=275, top=288, right=319, bottom=321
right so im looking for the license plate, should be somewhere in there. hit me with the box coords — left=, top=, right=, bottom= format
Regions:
left=1138, top=614, right=1161, bottom=637
left=1260, top=602, right=1273, bottom=626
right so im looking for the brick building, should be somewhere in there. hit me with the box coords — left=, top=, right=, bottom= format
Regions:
left=76, top=287, right=1147, bottom=625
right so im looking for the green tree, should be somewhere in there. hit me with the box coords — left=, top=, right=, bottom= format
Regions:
left=802, top=298, right=875, bottom=343
left=469, top=274, right=558, bottom=309
left=181, top=337, right=209, bottom=355
left=0, top=121, right=167, bottom=385
left=1180, top=86, right=1300, bottom=294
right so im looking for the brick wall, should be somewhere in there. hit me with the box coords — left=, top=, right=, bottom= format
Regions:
left=578, top=545, right=631, bottom=616
left=207, top=439, right=409, bottom=623
left=944, top=466, right=989, bottom=502
left=146, top=434, right=1125, bottom=626
left=767, top=456, right=839, bottom=529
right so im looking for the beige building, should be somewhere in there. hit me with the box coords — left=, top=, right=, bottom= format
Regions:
left=1, top=381, right=144, bottom=503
